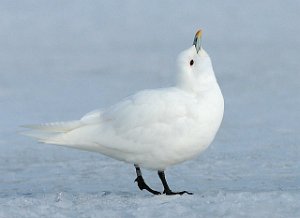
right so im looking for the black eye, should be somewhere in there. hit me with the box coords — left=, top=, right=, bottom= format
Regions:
left=190, top=59, right=194, bottom=66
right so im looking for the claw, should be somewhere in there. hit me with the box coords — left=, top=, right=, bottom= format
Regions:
left=135, top=176, right=161, bottom=195
left=163, top=190, right=193, bottom=195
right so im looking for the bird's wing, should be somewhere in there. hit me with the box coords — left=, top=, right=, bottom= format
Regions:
left=93, top=88, right=199, bottom=151
left=81, top=109, right=103, bottom=123
left=104, top=88, right=189, bottom=130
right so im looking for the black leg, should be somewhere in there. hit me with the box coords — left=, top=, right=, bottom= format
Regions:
left=158, top=171, right=193, bottom=195
left=134, top=164, right=161, bottom=195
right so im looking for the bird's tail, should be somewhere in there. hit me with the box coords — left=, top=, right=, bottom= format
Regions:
left=22, top=110, right=105, bottom=153
left=21, top=120, right=83, bottom=145
left=22, top=110, right=103, bottom=145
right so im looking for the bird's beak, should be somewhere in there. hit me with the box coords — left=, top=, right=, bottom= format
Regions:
left=193, top=30, right=202, bottom=53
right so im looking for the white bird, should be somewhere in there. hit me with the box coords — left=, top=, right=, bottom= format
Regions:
left=23, top=30, right=224, bottom=195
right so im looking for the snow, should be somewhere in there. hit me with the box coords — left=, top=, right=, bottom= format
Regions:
left=1, top=0, right=300, bottom=217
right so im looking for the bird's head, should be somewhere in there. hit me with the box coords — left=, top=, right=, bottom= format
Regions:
left=177, top=30, right=216, bottom=92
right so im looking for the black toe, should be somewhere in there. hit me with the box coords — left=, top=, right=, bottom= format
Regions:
left=163, top=189, right=193, bottom=195
left=135, top=176, right=161, bottom=195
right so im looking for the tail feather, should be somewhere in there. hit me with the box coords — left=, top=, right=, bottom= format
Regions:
left=22, top=120, right=82, bottom=133
left=21, top=130, right=57, bottom=140
left=21, top=120, right=83, bottom=144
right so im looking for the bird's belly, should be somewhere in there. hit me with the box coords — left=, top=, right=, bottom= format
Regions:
left=135, top=113, right=223, bottom=170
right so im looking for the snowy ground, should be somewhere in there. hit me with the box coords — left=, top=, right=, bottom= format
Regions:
left=1, top=1, right=300, bottom=217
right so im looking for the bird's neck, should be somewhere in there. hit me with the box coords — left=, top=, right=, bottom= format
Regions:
left=176, top=69, right=218, bottom=94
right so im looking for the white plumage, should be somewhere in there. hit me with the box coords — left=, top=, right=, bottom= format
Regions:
left=23, top=31, right=224, bottom=172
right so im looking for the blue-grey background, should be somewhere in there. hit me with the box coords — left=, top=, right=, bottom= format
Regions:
left=0, top=1, right=299, bottom=217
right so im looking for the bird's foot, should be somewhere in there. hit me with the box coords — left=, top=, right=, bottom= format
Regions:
left=163, top=189, right=193, bottom=195
left=134, top=176, right=161, bottom=195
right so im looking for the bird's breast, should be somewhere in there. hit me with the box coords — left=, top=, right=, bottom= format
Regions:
left=166, top=86, right=224, bottom=163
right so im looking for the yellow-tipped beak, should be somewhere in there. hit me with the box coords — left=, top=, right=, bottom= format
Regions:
left=193, top=29, right=202, bottom=53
